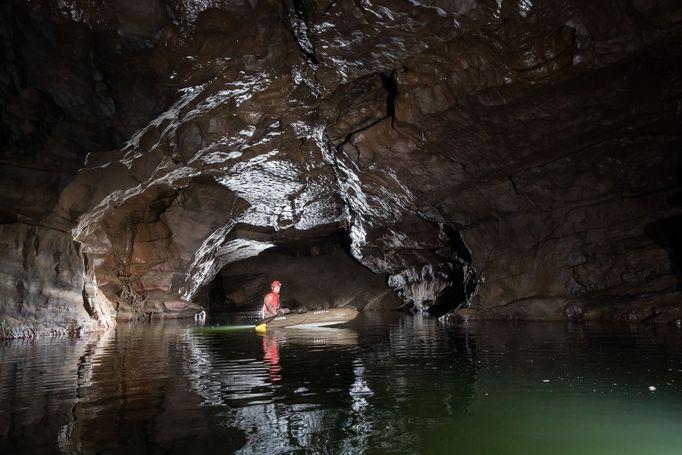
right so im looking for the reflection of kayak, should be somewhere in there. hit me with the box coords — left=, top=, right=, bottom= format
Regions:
left=255, top=307, right=359, bottom=332
left=258, top=328, right=358, bottom=346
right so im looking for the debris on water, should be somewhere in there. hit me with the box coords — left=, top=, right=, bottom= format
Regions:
left=649, top=386, right=656, bottom=391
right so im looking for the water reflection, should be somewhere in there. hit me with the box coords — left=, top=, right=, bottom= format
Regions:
left=180, top=315, right=479, bottom=454
left=180, top=324, right=367, bottom=453
left=268, top=327, right=359, bottom=346
left=258, top=328, right=357, bottom=383
left=1, top=322, right=245, bottom=453
left=1, top=316, right=681, bottom=454
left=262, top=333, right=281, bottom=382
left=0, top=331, right=111, bottom=453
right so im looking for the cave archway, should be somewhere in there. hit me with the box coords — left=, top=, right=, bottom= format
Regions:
left=201, top=229, right=403, bottom=314
left=198, top=220, right=478, bottom=318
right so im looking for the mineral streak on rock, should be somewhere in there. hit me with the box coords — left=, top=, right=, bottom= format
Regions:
left=1, top=0, right=682, bottom=337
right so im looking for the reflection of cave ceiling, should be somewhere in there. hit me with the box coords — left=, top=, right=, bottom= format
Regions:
left=1, top=0, right=682, bottom=337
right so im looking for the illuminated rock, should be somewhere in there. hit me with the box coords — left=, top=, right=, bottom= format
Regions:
left=1, top=0, right=681, bottom=336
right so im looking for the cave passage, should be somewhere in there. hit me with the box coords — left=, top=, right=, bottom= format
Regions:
left=203, top=230, right=403, bottom=314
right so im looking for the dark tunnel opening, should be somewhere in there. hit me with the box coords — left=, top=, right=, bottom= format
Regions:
left=201, top=228, right=403, bottom=315
left=202, top=220, right=479, bottom=318
left=427, top=226, right=478, bottom=318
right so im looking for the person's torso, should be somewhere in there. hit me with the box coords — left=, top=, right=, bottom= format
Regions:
left=264, top=292, right=280, bottom=307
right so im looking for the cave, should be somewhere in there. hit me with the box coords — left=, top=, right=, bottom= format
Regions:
left=0, top=0, right=680, bottom=336
left=1, top=1, right=682, bottom=452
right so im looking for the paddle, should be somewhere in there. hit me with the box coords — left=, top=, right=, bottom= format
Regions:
left=193, top=313, right=280, bottom=335
left=193, top=324, right=257, bottom=334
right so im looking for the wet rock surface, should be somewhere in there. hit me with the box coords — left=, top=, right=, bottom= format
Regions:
left=1, top=0, right=681, bottom=336
left=0, top=224, right=114, bottom=338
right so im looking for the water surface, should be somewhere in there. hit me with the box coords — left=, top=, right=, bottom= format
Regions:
left=1, top=314, right=681, bottom=454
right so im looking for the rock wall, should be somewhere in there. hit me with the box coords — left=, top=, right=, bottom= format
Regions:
left=0, top=224, right=114, bottom=338
left=1, top=0, right=681, bottom=337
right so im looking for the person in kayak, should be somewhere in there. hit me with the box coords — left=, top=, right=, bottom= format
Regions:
left=262, top=280, right=282, bottom=318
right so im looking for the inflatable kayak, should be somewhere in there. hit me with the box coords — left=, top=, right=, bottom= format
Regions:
left=255, top=306, right=358, bottom=332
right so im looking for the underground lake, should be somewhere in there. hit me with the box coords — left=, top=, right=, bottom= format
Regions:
left=2, top=313, right=681, bottom=454
left=2, top=0, right=682, bottom=453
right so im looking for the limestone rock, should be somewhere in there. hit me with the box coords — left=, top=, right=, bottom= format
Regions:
left=1, top=0, right=681, bottom=336
left=0, top=224, right=114, bottom=338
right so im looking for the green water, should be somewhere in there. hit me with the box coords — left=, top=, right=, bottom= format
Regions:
left=1, top=313, right=681, bottom=454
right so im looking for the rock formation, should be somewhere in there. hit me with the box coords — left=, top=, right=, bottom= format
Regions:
left=1, top=0, right=681, bottom=337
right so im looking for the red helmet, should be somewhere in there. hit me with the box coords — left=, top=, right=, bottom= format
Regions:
left=271, top=280, right=282, bottom=289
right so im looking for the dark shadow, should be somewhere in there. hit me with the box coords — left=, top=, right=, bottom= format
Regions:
left=0, top=209, right=18, bottom=224
left=290, top=0, right=319, bottom=65
left=207, top=274, right=226, bottom=310
left=644, top=165, right=682, bottom=291
left=380, top=71, right=397, bottom=120
left=428, top=226, right=477, bottom=318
